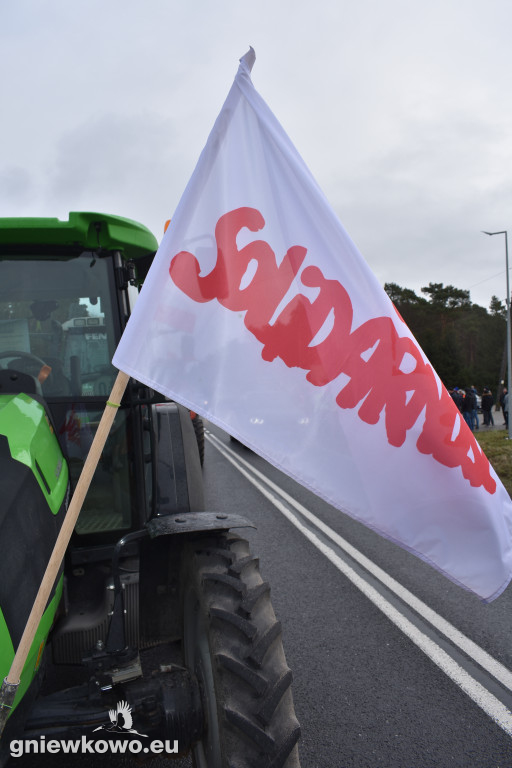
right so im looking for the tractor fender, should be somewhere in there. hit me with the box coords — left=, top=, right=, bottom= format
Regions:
left=150, top=401, right=204, bottom=517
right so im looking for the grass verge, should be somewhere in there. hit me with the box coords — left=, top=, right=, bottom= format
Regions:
left=475, top=428, right=512, bottom=497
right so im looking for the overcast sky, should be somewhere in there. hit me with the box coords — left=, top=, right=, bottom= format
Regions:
left=1, top=0, right=511, bottom=309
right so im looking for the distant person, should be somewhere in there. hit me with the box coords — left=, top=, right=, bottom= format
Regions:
left=481, top=388, right=494, bottom=427
left=470, top=385, right=479, bottom=430
left=462, top=388, right=476, bottom=431
left=500, top=387, right=508, bottom=427
left=450, top=387, right=463, bottom=412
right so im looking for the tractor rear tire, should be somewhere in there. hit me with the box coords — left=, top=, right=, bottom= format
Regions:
left=181, top=532, right=300, bottom=768
left=192, top=414, right=205, bottom=466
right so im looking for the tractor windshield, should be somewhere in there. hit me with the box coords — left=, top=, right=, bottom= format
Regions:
left=0, top=254, right=117, bottom=397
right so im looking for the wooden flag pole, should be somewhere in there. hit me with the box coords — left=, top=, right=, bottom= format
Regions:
left=0, top=370, right=130, bottom=736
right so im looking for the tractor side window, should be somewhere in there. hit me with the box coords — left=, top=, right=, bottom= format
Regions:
left=58, top=404, right=132, bottom=534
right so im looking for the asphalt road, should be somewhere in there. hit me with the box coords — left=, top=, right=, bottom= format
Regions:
left=6, top=423, right=512, bottom=767
left=202, top=424, right=512, bottom=768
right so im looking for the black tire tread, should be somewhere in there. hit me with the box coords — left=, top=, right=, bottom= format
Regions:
left=210, top=607, right=258, bottom=640
left=192, top=414, right=205, bottom=466
left=228, top=554, right=260, bottom=576
left=225, top=707, right=276, bottom=751
left=182, top=532, right=300, bottom=767
left=269, top=725, right=302, bottom=768
left=217, top=653, right=268, bottom=695
left=258, top=669, right=294, bottom=725
left=247, top=620, right=283, bottom=668
left=240, top=581, right=271, bottom=615
left=203, top=571, right=247, bottom=595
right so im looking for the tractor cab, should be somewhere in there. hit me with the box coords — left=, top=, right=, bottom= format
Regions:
left=0, top=212, right=156, bottom=540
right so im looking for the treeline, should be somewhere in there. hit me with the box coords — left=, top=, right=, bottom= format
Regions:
left=384, top=282, right=507, bottom=394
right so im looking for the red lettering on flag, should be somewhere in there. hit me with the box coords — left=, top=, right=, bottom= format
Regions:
left=169, top=207, right=496, bottom=494
left=171, top=207, right=307, bottom=330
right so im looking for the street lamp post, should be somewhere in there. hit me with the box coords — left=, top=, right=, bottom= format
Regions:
left=483, top=230, right=511, bottom=440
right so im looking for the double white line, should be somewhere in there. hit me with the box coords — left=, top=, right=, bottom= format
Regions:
left=206, top=430, right=512, bottom=737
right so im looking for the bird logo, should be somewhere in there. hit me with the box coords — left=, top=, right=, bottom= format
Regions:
left=93, top=700, right=147, bottom=736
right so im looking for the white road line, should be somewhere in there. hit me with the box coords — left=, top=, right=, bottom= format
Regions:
left=207, top=431, right=512, bottom=691
left=206, top=431, right=512, bottom=738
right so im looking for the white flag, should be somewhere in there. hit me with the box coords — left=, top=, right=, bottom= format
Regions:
left=113, top=49, right=512, bottom=602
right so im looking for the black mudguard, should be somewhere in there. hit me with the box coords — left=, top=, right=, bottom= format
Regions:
left=139, top=401, right=204, bottom=644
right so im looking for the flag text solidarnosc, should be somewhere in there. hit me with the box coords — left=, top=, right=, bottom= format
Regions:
left=169, top=206, right=496, bottom=495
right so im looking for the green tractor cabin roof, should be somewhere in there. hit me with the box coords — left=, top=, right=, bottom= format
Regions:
left=0, top=212, right=158, bottom=262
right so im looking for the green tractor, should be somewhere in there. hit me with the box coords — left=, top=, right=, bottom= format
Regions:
left=0, top=212, right=300, bottom=766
